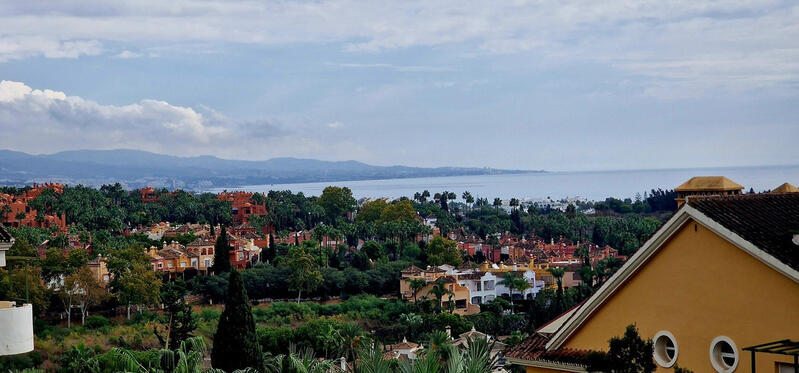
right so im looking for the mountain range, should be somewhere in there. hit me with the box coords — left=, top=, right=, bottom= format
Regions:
left=0, top=149, right=537, bottom=190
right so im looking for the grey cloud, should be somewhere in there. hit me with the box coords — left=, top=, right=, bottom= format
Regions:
left=0, top=81, right=301, bottom=158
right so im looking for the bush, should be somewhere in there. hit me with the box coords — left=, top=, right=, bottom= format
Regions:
left=84, top=315, right=111, bottom=329
left=199, top=308, right=222, bottom=322
left=128, top=310, right=159, bottom=324
left=0, top=351, right=43, bottom=371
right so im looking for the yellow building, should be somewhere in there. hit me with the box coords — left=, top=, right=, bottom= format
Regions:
left=400, top=265, right=479, bottom=315
left=675, top=176, right=743, bottom=207
left=506, top=192, right=799, bottom=372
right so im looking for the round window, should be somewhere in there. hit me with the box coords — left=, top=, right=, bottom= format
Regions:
left=710, top=336, right=739, bottom=372
left=653, top=331, right=678, bottom=367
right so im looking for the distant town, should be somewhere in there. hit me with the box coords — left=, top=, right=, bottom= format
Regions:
left=1, top=176, right=797, bottom=372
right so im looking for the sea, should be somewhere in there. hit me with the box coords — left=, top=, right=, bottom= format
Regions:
left=210, top=165, right=799, bottom=201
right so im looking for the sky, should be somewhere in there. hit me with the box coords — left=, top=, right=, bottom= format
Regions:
left=0, top=0, right=797, bottom=171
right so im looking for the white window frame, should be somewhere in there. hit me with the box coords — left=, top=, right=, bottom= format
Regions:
left=709, top=336, right=739, bottom=373
left=653, top=331, right=678, bottom=368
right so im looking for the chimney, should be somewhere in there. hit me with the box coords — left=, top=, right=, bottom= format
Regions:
left=445, top=326, right=451, bottom=339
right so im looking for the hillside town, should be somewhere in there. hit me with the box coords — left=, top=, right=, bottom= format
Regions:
left=1, top=176, right=797, bottom=372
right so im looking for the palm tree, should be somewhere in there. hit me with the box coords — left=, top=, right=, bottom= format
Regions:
left=461, top=192, right=474, bottom=211
left=408, top=278, right=427, bottom=304
left=339, top=323, right=368, bottom=363
left=446, top=337, right=498, bottom=373
left=272, top=345, right=333, bottom=373
left=512, top=276, right=531, bottom=302
left=428, top=330, right=454, bottom=362
left=498, top=272, right=518, bottom=313
left=429, top=279, right=452, bottom=313
left=492, top=198, right=502, bottom=215
left=356, top=344, right=395, bottom=373
left=509, top=198, right=519, bottom=211
left=548, top=266, right=566, bottom=314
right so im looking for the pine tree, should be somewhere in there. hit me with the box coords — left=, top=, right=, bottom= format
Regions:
left=211, top=270, right=264, bottom=372
left=212, top=226, right=232, bottom=274
left=154, top=281, right=197, bottom=350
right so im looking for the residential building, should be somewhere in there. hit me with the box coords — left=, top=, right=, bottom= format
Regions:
left=0, top=183, right=67, bottom=230
left=87, top=255, right=111, bottom=285
left=400, top=265, right=479, bottom=315
left=384, top=338, right=423, bottom=362
left=506, top=192, right=799, bottom=372
left=0, top=224, right=34, bottom=356
left=674, top=176, right=743, bottom=207
left=186, top=237, right=215, bottom=273
left=147, top=242, right=199, bottom=275
left=217, top=191, right=267, bottom=225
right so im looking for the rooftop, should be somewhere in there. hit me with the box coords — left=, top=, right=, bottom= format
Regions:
left=688, top=193, right=799, bottom=272
left=771, top=182, right=799, bottom=194
left=675, top=176, right=744, bottom=192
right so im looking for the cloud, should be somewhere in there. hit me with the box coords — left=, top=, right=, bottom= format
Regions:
left=326, top=121, right=344, bottom=129
left=0, top=36, right=101, bottom=62
left=331, top=63, right=455, bottom=72
left=114, top=50, right=143, bottom=59
left=0, top=1, right=797, bottom=95
left=0, top=80, right=358, bottom=160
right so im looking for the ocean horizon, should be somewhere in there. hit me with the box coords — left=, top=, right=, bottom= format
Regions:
left=210, top=164, right=799, bottom=201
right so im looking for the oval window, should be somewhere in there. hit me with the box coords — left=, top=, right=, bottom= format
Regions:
left=710, top=336, right=739, bottom=372
left=653, top=331, right=678, bottom=367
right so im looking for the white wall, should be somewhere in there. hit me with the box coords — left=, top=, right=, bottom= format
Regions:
left=0, top=303, right=34, bottom=356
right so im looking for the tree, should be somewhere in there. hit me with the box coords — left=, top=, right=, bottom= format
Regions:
left=318, top=186, right=356, bottom=223
left=548, top=267, right=566, bottom=315
left=285, top=247, right=322, bottom=303
left=408, top=278, right=427, bottom=304
left=0, top=266, right=50, bottom=317
left=357, top=199, right=388, bottom=224
left=64, top=266, right=108, bottom=326
left=380, top=200, right=416, bottom=223
left=211, top=270, right=264, bottom=372
left=213, top=226, right=232, bottom=274
left=492, top=198, right=502, bottom=215
left=462, top=191, right=474, bottom=210
left=154, top=281, right=197, bottom=350
left=429, top=279, right=453, bottom=313
left=115, top=262, right=161, bottom=320
left=498, top=273, right=521, bottom=313
left=424, top=236, right=462, bottom=267
left=586, top=324, right=656, bottom=373
left=361, top=240, right=384, bottom=260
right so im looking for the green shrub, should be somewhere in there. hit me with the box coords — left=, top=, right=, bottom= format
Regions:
left=128, top=310, right=159, bottom=324
left=199, top=309, right=222, bottom=322
left=0, top=351, right=43, bottom=371
left=84, top=315, right=110, bottom=329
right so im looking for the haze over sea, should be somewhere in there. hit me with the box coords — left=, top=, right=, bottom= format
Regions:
left=213, top=165, right=799, bottom=201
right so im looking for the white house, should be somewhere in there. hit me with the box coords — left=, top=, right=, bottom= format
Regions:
left=494, top=268, right=545, bottom=300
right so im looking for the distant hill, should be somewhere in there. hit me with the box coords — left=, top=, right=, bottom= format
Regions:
left=0, top=149, right=538, bottom=190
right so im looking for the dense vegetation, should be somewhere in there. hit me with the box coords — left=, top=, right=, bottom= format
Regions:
left=1, top=182, right=677, bottom=371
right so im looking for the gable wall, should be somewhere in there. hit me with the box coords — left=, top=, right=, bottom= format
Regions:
left=561, top=218, right=799, bottom=372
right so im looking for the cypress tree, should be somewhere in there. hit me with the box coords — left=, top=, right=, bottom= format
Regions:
left=213, top=226, right=232, bottom=274
left=211, top=270, right=264, bottom=372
